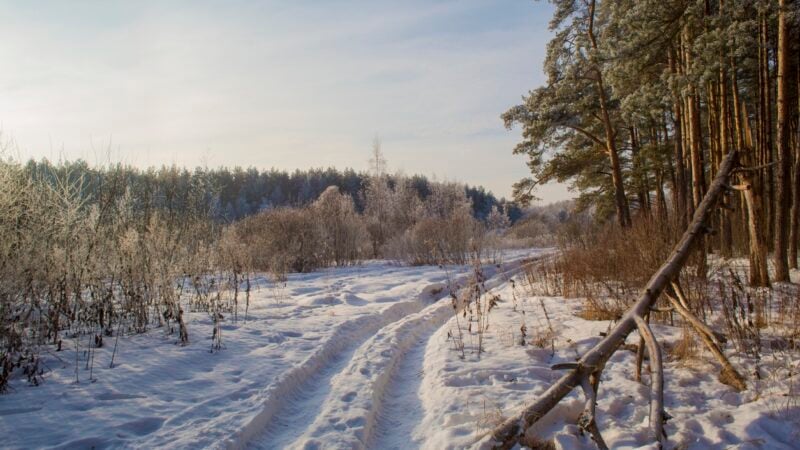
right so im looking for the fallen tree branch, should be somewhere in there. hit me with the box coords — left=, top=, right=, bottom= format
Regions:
left=578, top=372, right=608, bottom=449
left=670, top=282, right=723, bottom=345
left=635, top=313, right=649, bottom=382
left=634, top=315, right=665, bottom=444
left=663, top=292, right=747, bottom=391
left=669, top=281, right=692, bottom=311
left=486, top=150, right=740, bottom=449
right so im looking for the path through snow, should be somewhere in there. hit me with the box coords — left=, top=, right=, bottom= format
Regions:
left=244, top=296, right=428, bottom=449
left=1, top=249, right=798, bottom=449
left=370, top=332, right=429, bottom=449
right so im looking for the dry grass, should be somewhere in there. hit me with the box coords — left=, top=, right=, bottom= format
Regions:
left=556, top=215, right=677, bottom=320
left=475, top=398, right=506, bottom=433
left=520, top=258, right=563, bottom=298
left=668, top=327, right=699, bottom=362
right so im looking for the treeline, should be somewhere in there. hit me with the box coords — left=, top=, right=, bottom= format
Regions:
left=505, top=0, right=799, bottom=286
left=21, top=158, right=521, bottom=223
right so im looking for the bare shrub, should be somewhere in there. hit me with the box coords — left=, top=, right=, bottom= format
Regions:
left=363, top=175, right=393, bottom=257
left=234, top=188, right=368, bottom=274
left=668, top=327, right=699, bottom=362
left=0, top=154, right=227, bottom=391
left=557, top=214, right=675, bottom=320
left=216, top=226, right=253, bottom=323
left=718, top=271, right=766, bottom=359
left=386, top=182, right=484, bottom=265
left=506, top=204, right=571, bottom=248
left=235, top=207, right=323, bottom=273
left=311, top=186, right=368, bottom=266
left=363, top=175, right=425, bottom=257
left=483, top=206, right=511, bottom=264
left=391, top=214, right=483, bottom=265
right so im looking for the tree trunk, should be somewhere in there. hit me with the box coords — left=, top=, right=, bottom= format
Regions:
left=792, top=61, right=800, bottom=269
left=589, top=0, right=631, bottom=228
left=631, top=126, right=651, bottom=216
left=790, top=156, right=800, bottom=269
left=684, top=25, right=707, bottom=276
left=656, top=170, right=668, bottom=223
left=774, top=0, right=791, bottom=280
left=732, top=57, right=772, bottom=286
left=759, top=9, right=775, bottom=251
left=739, top=173, right=772, bottom=287
left=670, top=46, right=689, bottom=230
left=719, top=67, right=733, bottom=257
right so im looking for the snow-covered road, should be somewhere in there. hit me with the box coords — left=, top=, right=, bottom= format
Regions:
left=1, top=249, right=797, bottom=449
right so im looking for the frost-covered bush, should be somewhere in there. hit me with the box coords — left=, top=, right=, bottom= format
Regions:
left=312, top=186, right=369, bottom=266
left=385, top=182, right=484, bottom=265
left=235, top=207, right=324, bottom=273
left=0, top=155, right=223, bottom=391
left=483, top=205, right=511, bottom=262
left=236, top=191, right=368, bottom=273
left=390, top=214, right=483, bottom=265
left=363, top=175, right=424, bottom=257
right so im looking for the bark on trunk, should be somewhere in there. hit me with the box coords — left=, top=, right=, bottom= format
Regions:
left=774, top=0, right=791, bottom=281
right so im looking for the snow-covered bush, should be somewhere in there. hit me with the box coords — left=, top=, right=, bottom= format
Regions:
left=482, top=205, right=511, bottom=263
left=363, top=175, right=424, bottom=257
left=311, top=186, right=369, bottom=266
left=215, top=226, right=254, bottom=323
left=0, top=155, right=224, bottom=391
left=385, top=182, right=484, bottom=265
left=234, top=207, right=324, bottom=274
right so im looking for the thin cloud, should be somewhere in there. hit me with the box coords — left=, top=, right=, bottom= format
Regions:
left=0, top=0, right=570, bottom=201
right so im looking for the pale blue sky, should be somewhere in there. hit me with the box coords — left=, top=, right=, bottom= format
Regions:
left=0, top=0, right=569, bottom=201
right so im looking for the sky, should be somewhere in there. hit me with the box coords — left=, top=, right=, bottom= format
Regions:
left=0, top=0, right=571, bottom=202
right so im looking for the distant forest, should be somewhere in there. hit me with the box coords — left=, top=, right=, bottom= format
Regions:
left=21, top=158, right=522, bottom=223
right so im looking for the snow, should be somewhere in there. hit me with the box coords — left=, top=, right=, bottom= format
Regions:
left=1, top=249, right=798, bottom=449
left=426, top=275, right=800, bottom=449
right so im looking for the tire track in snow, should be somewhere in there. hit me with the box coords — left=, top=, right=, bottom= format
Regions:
left=229, top=286, right=447, bottom=450
left=289, top=295, right=455, bottom=449
left=371, top=259, right=539, bottom=449
left=369, top=325, right=433, bottom=449
left=245, top=335, right=368, bottom=449
left=290, top=258, right=537, bottom=449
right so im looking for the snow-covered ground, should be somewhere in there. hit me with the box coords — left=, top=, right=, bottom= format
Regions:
left=428, top=277, right=800, bottom=449
left=1, top=249, right=798, bottom=449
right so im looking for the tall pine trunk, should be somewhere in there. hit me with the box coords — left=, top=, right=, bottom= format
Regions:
left=670, top=46, right=689, bottom=230
left=791, top=59, right=800, bottom=269
left=719, top=67, right=733, bottom=257
left=774, top=0, right=791, bottom=280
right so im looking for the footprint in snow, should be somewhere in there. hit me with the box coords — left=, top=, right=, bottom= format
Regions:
left=116, top=417, right=165, bottom=436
